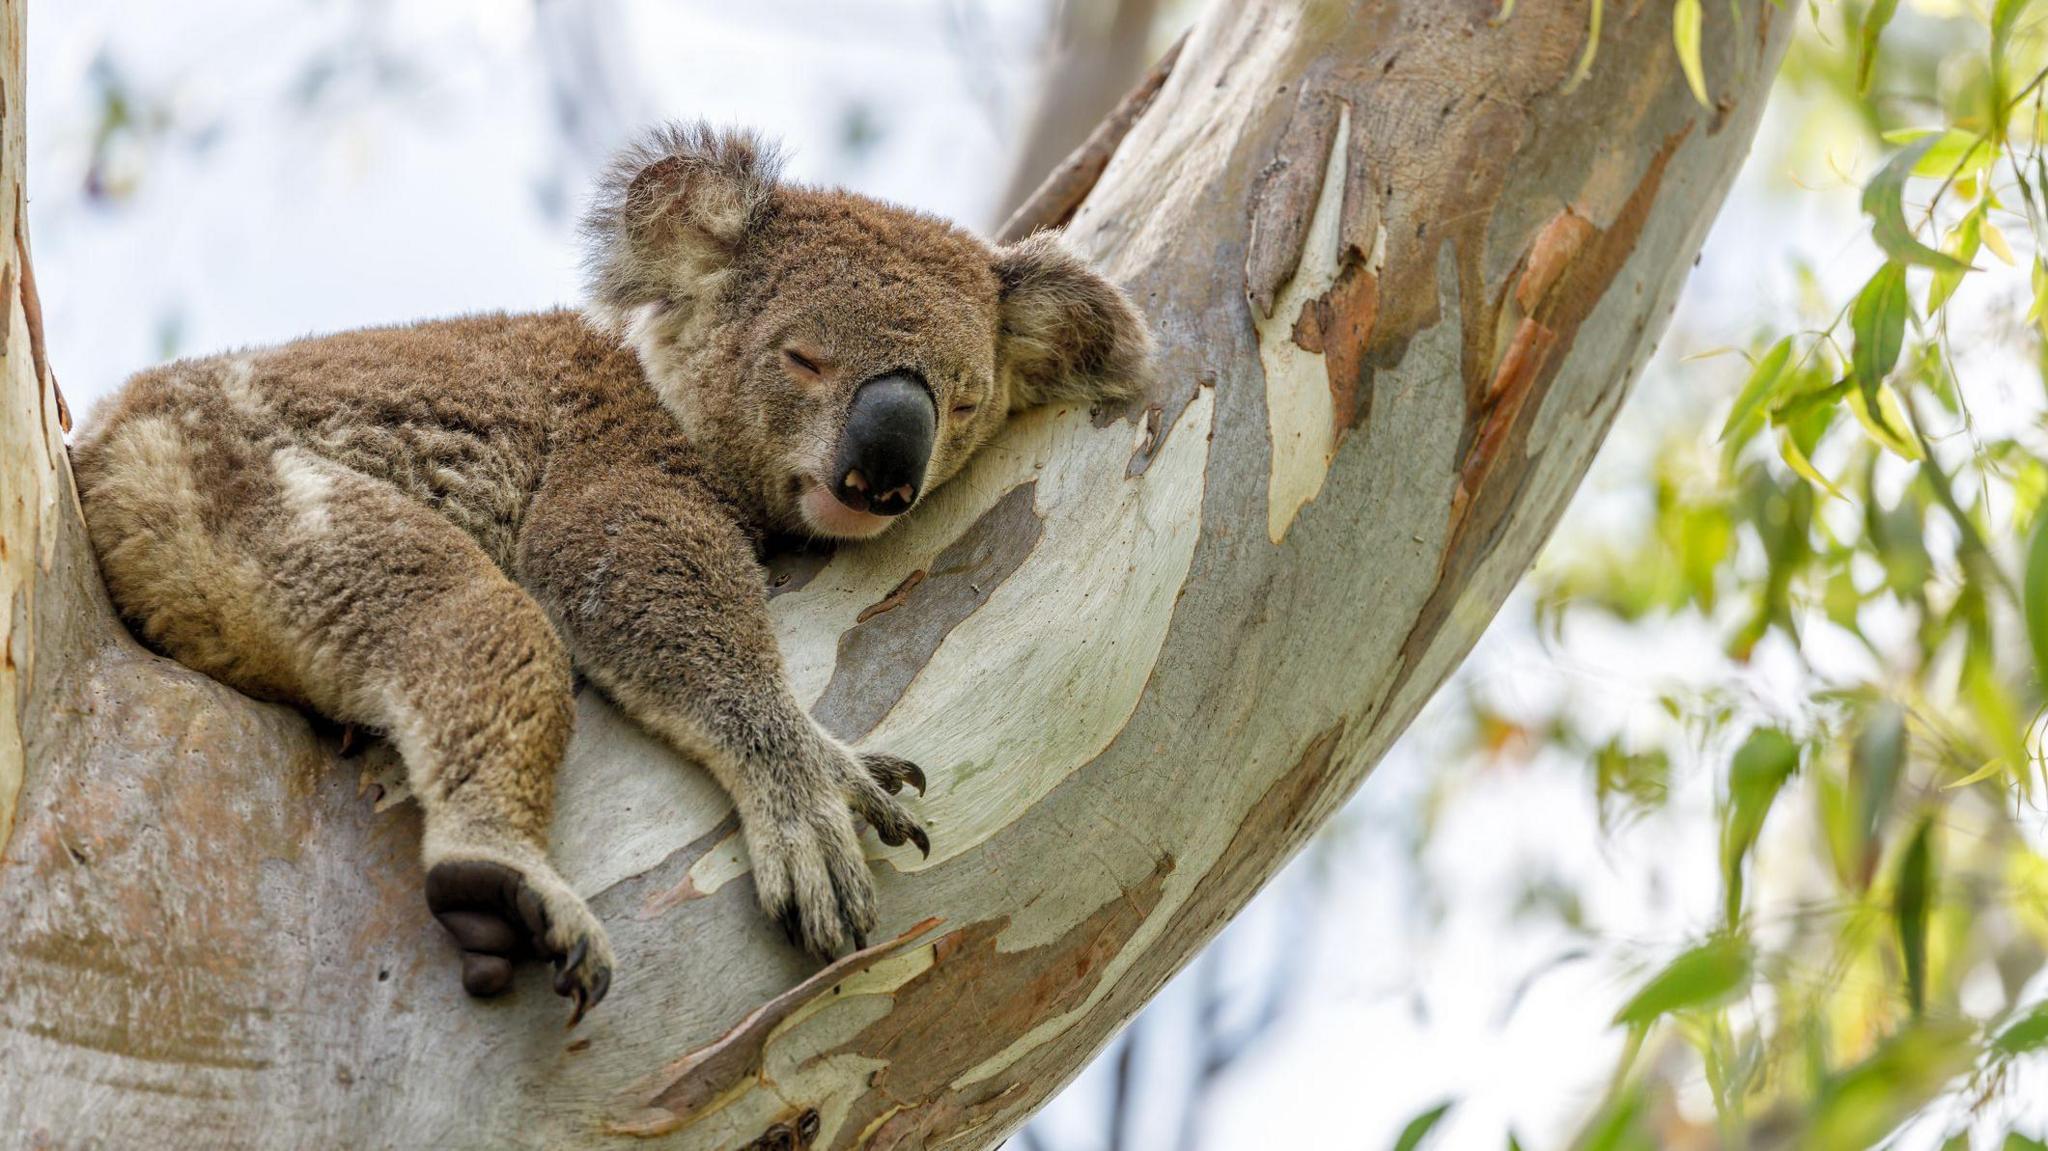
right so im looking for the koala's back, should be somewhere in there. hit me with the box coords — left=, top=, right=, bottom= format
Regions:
left=71, top=309, right=639, bottom=703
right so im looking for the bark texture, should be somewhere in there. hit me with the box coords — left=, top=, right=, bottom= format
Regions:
left=1, top=2, right=1791, bottom=1147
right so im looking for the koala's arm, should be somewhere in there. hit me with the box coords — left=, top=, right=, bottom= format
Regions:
left=518, top=456, right=925, bottom=957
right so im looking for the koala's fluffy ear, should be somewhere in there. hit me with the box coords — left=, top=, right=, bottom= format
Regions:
left=582, top=121, right=782, bottom=327
left=993, top=232, right=1153, bottom=412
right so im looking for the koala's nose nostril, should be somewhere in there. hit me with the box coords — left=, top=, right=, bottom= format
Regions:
left=831, top=374, right=934, bottom=519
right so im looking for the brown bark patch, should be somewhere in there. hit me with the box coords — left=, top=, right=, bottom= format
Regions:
left=1290, top=258, right=1380, bottom=435
left=863, top=725, right=1347, bottom=1149
left=13, top=191, right=61, bottom=433
left=855, top=569, right=927, bottom=624
left=822, top=855, right=1173, bottom=1148
left=1515, top=207, right=1598, bottom=316
left=1394, top=123, right=1695, bottom=711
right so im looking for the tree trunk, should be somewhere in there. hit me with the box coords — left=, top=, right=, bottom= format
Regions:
left=0, top=2, right=1791, bottom=1148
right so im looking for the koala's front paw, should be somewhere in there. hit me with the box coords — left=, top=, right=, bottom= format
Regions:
left=425, top=856, right=615, bottom=1025
left=744, top=750, right=929, bottom=959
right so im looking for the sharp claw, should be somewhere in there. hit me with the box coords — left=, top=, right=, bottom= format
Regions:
left=555, top=937, right=589, bottom=996
left=851, top=928, right=869, bottom=952
left=567, top=985, right=589, bottom=1029
left=905, top=762, right=927, bottom=796
left=589, top=965, right=612, bottom=1008
left=909, top=825, right=931, bottom=859
left=778, top=906, right=803, bottom=949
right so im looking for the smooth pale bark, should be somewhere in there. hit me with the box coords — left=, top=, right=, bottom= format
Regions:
left=1, top=2, right=1791, bottom=1148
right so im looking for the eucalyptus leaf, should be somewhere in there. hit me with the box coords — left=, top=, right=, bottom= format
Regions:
left=1723, top=727, right=1800, bottom=923
left=2026, top=506, right=2048, bottom=691
left=1894, top=817, right=1935, bottom=1015
left=1862, top=140, right=1972, bottom=272
left=1992, top=1001, right=2048, bottom=1057
left=1851, top=263, right=1912, bottom=445
left=1613, top=935, right=1752, bottom=1026
left=1857, top=0, right=1899, bottom=95
left=1392, top=1100, right=1455, bottom=1151
left=1721, top=336, right=1794, bottom=443
left=1849, top=703, right=1906, bottom=883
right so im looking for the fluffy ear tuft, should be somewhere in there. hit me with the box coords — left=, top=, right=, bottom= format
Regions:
left=994, top=233, right=1153, bottom=412
left=581, top=121, right=783, bottom=328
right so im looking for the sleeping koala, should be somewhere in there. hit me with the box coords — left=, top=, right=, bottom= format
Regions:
left=71, top=122, right=1150, bottom=1023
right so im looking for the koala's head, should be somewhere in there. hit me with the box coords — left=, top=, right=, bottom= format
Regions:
left=582, top=122, right=1151, bottom=540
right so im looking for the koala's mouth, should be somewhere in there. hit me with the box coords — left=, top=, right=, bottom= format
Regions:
left=796, top=478, right=900, bottom=540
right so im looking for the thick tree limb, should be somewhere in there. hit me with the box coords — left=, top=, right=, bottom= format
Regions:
left=0, top=1, right=1792, bottom=1147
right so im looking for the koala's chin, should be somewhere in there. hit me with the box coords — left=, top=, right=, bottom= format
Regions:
left=797, top=480, right=903, bottom=540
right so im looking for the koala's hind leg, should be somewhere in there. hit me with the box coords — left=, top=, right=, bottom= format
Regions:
left=74, top=403, right=613, bottom=1020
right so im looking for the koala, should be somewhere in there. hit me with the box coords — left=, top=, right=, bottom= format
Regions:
left=70, top=123, right=1150, bottom=1023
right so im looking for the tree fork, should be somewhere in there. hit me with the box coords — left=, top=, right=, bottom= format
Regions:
left=0, top=2, right=1790, bottom=1147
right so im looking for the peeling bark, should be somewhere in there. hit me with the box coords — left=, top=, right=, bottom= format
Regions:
left=0, top=1, right=1790, bottom=1147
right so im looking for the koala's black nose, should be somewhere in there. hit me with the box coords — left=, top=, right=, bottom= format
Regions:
left=831, top=373, right=934, bottom=517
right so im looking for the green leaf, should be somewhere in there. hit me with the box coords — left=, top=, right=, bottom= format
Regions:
left=1849, top=703, right=1906, bottom=883
left=1851, top=263, right=1912, bottom=446
left=1895, top=816, right=1935, bottom=1015
left=1856, top=0, right=1899, bottom=95
left=1844, top=381, right=1922, bottom=460
left=1768, top=376, right=1852, bottom=427
left=1721, top=336, right=1794, bottom=443
left=1392, top=1100, right=1455, bottom=1151
left=1881, top=129, right=1994, bottom=181
left=1613, top=935, right=1752, bottom=1027
left=1781, top=428, right=1846, bottom=501
left=1674, top=0, right=1709, bottom=106
left=1942, top=758, right=2006, bottom=790
left=1722, top=728, right=1801, bottom=924
left=1570, top=1085, right=1652, bottom=1151
left=2004, top=1134, right=2048, bottom=1151
left=1993, top=1001, right=2048, bottom=1057
left=2029, top=503, right=2048, bottom=690
left=1808, top=1021, right=1976, bottom=1151
left=1995, top=0, right=2031, bottom=58
left=1994, top=0, right=2035, bottom=122
left=1927, top=208, right=1981, bottom=313
left=1862, top=140, right=1972, bottom=272
left=2031, top=259, right=2048, bottom=336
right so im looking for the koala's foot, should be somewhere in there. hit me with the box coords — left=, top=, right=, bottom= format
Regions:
left=425, top=856, right=614, bottom=1025
left=861, top=752, right=928, bottom=800
left=744, top=749, right=929, bottom=960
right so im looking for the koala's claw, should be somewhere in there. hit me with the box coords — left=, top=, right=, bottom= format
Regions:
left=852, top=786, right=930, bottom=860
left=861, top=753, right=927, bottom=797
left=425, top=857, right=614, bottom=1026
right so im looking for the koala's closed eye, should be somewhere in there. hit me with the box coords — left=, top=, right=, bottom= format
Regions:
left=784, top=348, right=825, bottom=377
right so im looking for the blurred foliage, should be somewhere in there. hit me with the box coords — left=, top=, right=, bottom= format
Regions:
left=1481, top=0, right=2048, bottom=1145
